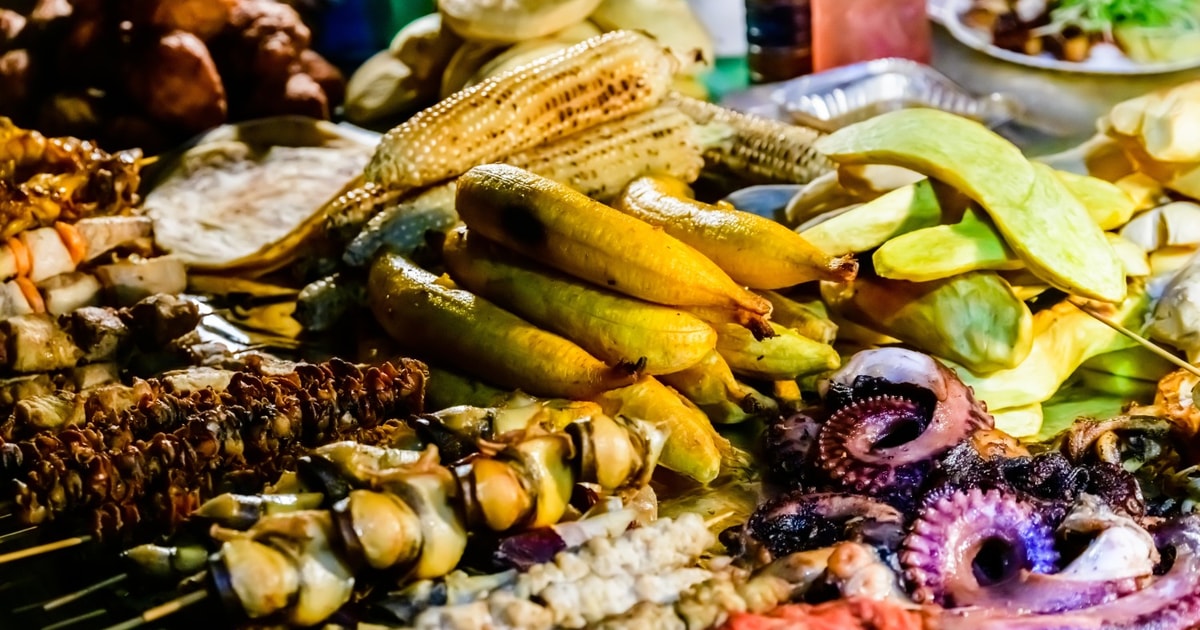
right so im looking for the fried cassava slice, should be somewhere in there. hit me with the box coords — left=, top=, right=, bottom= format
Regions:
left=814, top=109, right=1126, bottom=302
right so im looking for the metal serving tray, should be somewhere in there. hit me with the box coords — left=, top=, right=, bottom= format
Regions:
left=720, top=57, right=1021, bottom=132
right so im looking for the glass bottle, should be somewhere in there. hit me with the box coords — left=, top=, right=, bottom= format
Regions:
left=811, top=0, right=932, bottom=73
left=744, top=0, right=813, bottom=84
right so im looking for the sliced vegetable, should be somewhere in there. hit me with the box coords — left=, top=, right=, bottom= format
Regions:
left=822, top=271, right=1034, bottom=373
left=872, top=206, right=1022, bottom=282
left=815, top=108, right=1126, bottom=302
left=949, top=288, right=1150, bottom=410
left=1119, top=201, right=1200, bottom=252
left=1054, top=168, right=1138, bottom=230
left=799, top=179, right=943, bottom=256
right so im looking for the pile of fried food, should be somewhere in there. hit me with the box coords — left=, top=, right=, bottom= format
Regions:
left=343, top=0, right=714, bottom=127
left=0, top=0, right=345, bottom=152
left=960, top=0, right=1200, bottom=65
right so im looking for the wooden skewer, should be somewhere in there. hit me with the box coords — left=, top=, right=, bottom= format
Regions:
left=101, top=589, right=206, bottom=630
left=0, top=525, right=38, bottom=544
left=42, top=608, right=108, bottom=630
left=15, top=573, right=128, bottom=614
left=0, top=534, right=91, bottom=565
left=1068, top=299, right=1200, bottom=379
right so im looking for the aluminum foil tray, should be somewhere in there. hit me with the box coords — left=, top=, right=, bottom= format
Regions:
left=720, top=58, right=1020, bottom=131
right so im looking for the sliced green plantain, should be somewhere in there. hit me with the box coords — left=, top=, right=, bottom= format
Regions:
left=873, top=206, right=1023, bottom=282
left=1053, top=167, right=1138, bottom=230
left=948, top=287, right=1149, bottom=410
left=821, top=271, right=1034, bottom=373
left=814, top=108, right=1127, bottom=302
left=799, top=179, right=943, bottom=256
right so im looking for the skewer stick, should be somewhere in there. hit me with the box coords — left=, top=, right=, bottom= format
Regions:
left=1068, top=299, right=1200, bottom=379
left=0, top=525, right=38, bottom=544
left=15, top=573, right=128, bottom=614
left=42, top=608, right=108, bottom=630
left=0, top=534, right=91, bottom=565
left=100, top=589, right=207, bottom=630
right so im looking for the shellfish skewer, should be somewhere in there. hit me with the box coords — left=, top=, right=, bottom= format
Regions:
left=0, top=525, right=38, bottom=544
left=100, top=590, right=207, bottom=630
left=0, top=534, right=91, bottom=565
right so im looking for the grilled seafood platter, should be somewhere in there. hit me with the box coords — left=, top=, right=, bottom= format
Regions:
left=6, top=14, right=1200, bottom=630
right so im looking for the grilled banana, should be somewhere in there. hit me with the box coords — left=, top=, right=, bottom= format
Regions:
left=659, top=349, right=778, bottom=425
left=614, top=175, right=857, bottom=289
left=715, top=321, right=841, bottom=381
left=443, top=226, right=717, bottom=375
left=368, top=252, right=638, bottom=399
left=455, top=163, right=773, bottom=332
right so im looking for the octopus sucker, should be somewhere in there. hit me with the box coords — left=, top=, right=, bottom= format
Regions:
left=938, top=516, right=1200, bottom=630
left=817, top=394, right=933, bottom=496
left=810, top=348, right=992, bottom=499
left=763, top=408, right=823, bottom=486
left=901, top=488, right=1058, bottom=608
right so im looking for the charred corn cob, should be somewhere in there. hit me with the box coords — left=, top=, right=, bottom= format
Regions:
left=456, top=164, right=773, bottom=334
left=364, top=30, right=678, bottom=190
left=341, top=105, right=705, bottom=267
left=669, top=94, right=832, bottom=186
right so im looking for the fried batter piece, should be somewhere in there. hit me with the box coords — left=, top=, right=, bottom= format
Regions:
left=124, top=29, right=227, bottom=133
left=139, top=0, right=238, bottom=41
left=0, top=117, right=143, bottom=239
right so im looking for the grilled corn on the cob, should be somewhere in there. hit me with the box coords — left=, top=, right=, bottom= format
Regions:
left=670, top=94, right=832, bottom=185
left=342, top=105, right=705, bottom=267
left=364, top=30, right=678, bottom=190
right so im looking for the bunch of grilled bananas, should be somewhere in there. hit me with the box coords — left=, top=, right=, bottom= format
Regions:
left=344, top=0, right=714, bottom=126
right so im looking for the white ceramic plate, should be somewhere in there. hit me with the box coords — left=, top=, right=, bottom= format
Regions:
left=929, top=0, right=1200, bottom=75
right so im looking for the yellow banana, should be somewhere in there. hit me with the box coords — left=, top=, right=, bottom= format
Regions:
left=716, top=321, right=841, bottom=381
left=592, top=376, right=742, bottom=483
left=368, top=252, right=638, bottom=399
left=455, top=164, right=773, bottom=332
left=614, top=175, right=857, bottom=289
left=443, top=226, right=716, bottom=374
left=425, top=364, right=510, bottom=410
left=757, top=289, right=838, bottom=344
left=659, top=349, right=778, bottom=425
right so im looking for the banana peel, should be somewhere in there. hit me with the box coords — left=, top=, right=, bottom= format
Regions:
left=589, top=0, right=715, bottom=75
left=1054, top=168, right=1138, bottom=231
left=822, top=271, right=1034, bottom=373
left=425, top=364, right=511, bottom=409
left=814, top=108, right=1126, bottom=303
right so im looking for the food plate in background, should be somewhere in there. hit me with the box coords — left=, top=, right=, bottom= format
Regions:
left=720, top=58, right=1020, bottom=131
left=929, top=0, right=1200, bottom=75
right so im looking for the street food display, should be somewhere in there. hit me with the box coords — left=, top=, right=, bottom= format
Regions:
left=5, top=3, right=1200, bottom=629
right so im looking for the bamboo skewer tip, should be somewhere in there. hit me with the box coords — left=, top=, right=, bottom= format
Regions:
left=0, top=535, right=91, bottom=565
left=100, top=589, right=207, bottom=630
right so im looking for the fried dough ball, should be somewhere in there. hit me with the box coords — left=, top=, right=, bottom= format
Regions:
left=126, top=30, right=227, bottom=132
left=224, top=0, right=311, bottom=82
left=0, top=49, right=32, bottom=115
left=142, top=0, right=239, bottom=41
left=297, top=49, right=345, bottom=106
left=0, top=10, right=26, bottom=51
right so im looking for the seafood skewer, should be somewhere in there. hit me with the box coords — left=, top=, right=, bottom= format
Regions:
left=102, top=409, right=665, bottom=628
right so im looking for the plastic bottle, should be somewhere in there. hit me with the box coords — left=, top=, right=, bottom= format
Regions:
left=743, top=0, right=813, bottom=83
